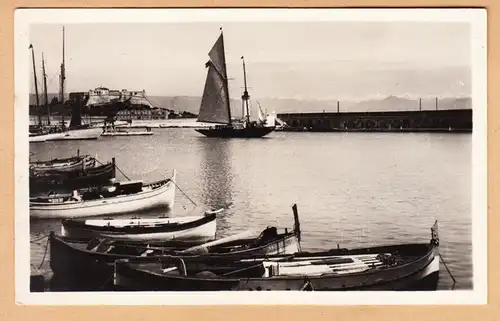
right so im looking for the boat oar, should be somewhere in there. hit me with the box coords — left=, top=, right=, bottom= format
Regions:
left=180, top=230, right=258, bottom=254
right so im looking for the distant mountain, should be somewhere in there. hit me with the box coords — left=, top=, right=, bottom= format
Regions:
left=147, top=95, right=472, bottom=115
left=30, top=93, right=472, bottom=116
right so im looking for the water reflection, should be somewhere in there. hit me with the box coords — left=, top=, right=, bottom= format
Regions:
left=198, top=138, right=234, bottom=209
left=197, top=138, right=234, bottom=235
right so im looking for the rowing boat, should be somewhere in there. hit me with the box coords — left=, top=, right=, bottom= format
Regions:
left=60, top=208, right=222, bottom=242
left=48, top=205, right=302, bottom=290
left=29, top=155, right=96, bottom=174
left=30, top=169, right=176, bottom=219
left=113, top=221, right=440, bottom=291
left=29, top=158, right=116, bottom=196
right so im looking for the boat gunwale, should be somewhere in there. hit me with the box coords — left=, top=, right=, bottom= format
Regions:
left=61, top=213, right=217, bottom=235
left=50, top=228, right=300, bottom=260
left=117, top=242, right=437, bottom=283
left=29, top=177, right=173, bottom=209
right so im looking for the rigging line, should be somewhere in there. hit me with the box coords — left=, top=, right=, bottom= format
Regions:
left=438, top=252, right=457, bottom=290
left=170, top=179, right=197, bottom=207
left=30, top=234, right=49, bottom=243
left=38, top=236, right=50, bottom=269
left=98, top=273, right=115, bottom=290
left=94, top=157, right=130, bottom=181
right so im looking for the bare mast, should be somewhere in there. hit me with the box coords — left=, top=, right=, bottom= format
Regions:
left=241, top=56, right=250, bottom=124
left=29, top=44, right=42, bottom=126
left=59, top=26, right=66, bottom=105
left=41, top=53, right=50, bottom=126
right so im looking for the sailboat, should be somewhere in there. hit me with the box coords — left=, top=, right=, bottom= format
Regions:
left=29, top=27, right=102, bottom=143
left=195, top=29, right=276, bottom=138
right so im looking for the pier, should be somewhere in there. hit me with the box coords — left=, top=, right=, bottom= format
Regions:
left=277, top=109, right=472, bottom=133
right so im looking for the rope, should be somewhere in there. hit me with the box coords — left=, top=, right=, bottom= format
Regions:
left=94, top=156, right=130, bottom=181
left=170, top=180, right=197, bottom=207
left=30, top=234, right=49, bottom=243
left=114, top=164, right=131, bottom=181
left=38, top=236, right=50, bottom=269
left=98, top=273, right=115, bottom=290
left=439, top=252, right=457, bottom=290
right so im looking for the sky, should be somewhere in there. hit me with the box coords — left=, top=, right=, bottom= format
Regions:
left=28, top=22, right=471, bottom=101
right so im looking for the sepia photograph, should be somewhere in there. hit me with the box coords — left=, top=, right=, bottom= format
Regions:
left=14, top=8, right=487, bottom=305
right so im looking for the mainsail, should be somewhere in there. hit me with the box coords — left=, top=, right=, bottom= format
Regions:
left=197, top=32, right=232, bottom=124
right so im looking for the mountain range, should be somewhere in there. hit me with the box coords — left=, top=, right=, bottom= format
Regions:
left=29, top=94, right=471, bottom=117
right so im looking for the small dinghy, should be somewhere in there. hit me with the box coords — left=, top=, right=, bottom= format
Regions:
left=48, top=205, right=302, bottom=290
left=102, top=125, right=154, bottom=136
left=61, top=208, right=222, bottom=242
left=114, top=221, right=440, bottom=292
left=29, top=154, right=96, bottom=174
left=29, top=158, right=116, bottom=196
left=30, top=170, right=176, bottom=219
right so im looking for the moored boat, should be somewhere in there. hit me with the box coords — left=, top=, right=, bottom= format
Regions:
left=29, top=154, right=96, bottom=174
left=194, top=28, right=275, bottom=138
left=113, top=221, right=440, bottom=291
left=102, top=122, right=154, bottom=136
left=48, top=126, right=103, bottom=141
left=29, top=158, right=116, bottom=196
left=30, top=169, right=176, bottom=219
left=61, top=208, right=222, bottom=242
left=48, top=206, right=301, bottom=290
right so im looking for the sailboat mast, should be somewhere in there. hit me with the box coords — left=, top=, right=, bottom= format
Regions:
left=42, top=53, right=50, bottom=126
left=241, top=56, right=250, bottom=124
left=220, top=28, right=232, bottom=125
left=29, top=44, right=41, bottom=126
left=59, top=26, right=66, bottom=104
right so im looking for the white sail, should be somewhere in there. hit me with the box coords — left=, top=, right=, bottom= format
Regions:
left=197, top=33, right=231, bottom=124
left=257, top=104, right=265, bottom=123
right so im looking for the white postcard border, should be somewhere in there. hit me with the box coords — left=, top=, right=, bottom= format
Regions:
left=14, top=8, right=487, bottom=305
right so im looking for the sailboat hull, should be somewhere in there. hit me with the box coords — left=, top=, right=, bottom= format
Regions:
left=196, top=126, right=275, bottom=138
left=48, top=127, right=103, bottom=141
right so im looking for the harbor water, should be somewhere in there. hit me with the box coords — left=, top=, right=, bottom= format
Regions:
left=29, top=128, right=472, bottom=290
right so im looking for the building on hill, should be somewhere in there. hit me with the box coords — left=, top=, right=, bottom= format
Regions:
left=85, top=87, right=154, bottom=108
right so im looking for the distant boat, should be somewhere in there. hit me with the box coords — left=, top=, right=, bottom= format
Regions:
left=195, top=29, right=275, bottom=138
left=29, top=27, right=103, bottom=143
left=30, top=169, right=176, bottom=219
left=101, top=120, right=154, bottom=136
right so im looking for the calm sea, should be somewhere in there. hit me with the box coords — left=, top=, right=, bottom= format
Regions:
left=29, top=128, right=472, bottom=290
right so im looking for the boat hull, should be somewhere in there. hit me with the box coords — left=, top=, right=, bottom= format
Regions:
left=196, top=126, right=275, bottom=138
left=47, top=127, right=103, bottom=141
left=114, top=244, right=439, bottom=291
left=29, top=162, right=116, bottom=196
left=29, top=132, right=65, bottom=143
left=48, top=230, right=299, bottom=291
left=102, top=132, right=154, bottom=136
left=61, top=213, right=217, bottom=242
left=30, top=175, right=176, bottom=219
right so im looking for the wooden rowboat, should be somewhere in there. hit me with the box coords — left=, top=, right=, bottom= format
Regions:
left=29, top=155, right=96, bottom=174
left=30, top=170, right=176, bottom=219
left=29, top=159, right=116, bottom=196
left=113, top=221, right=440, bottom=292
left=60, top=208, right=222, bottom=242
left=48, top=206, right=302, bottom=291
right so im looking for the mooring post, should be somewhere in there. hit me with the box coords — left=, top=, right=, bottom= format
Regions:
left=292, top=204, right=301, bottom=242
